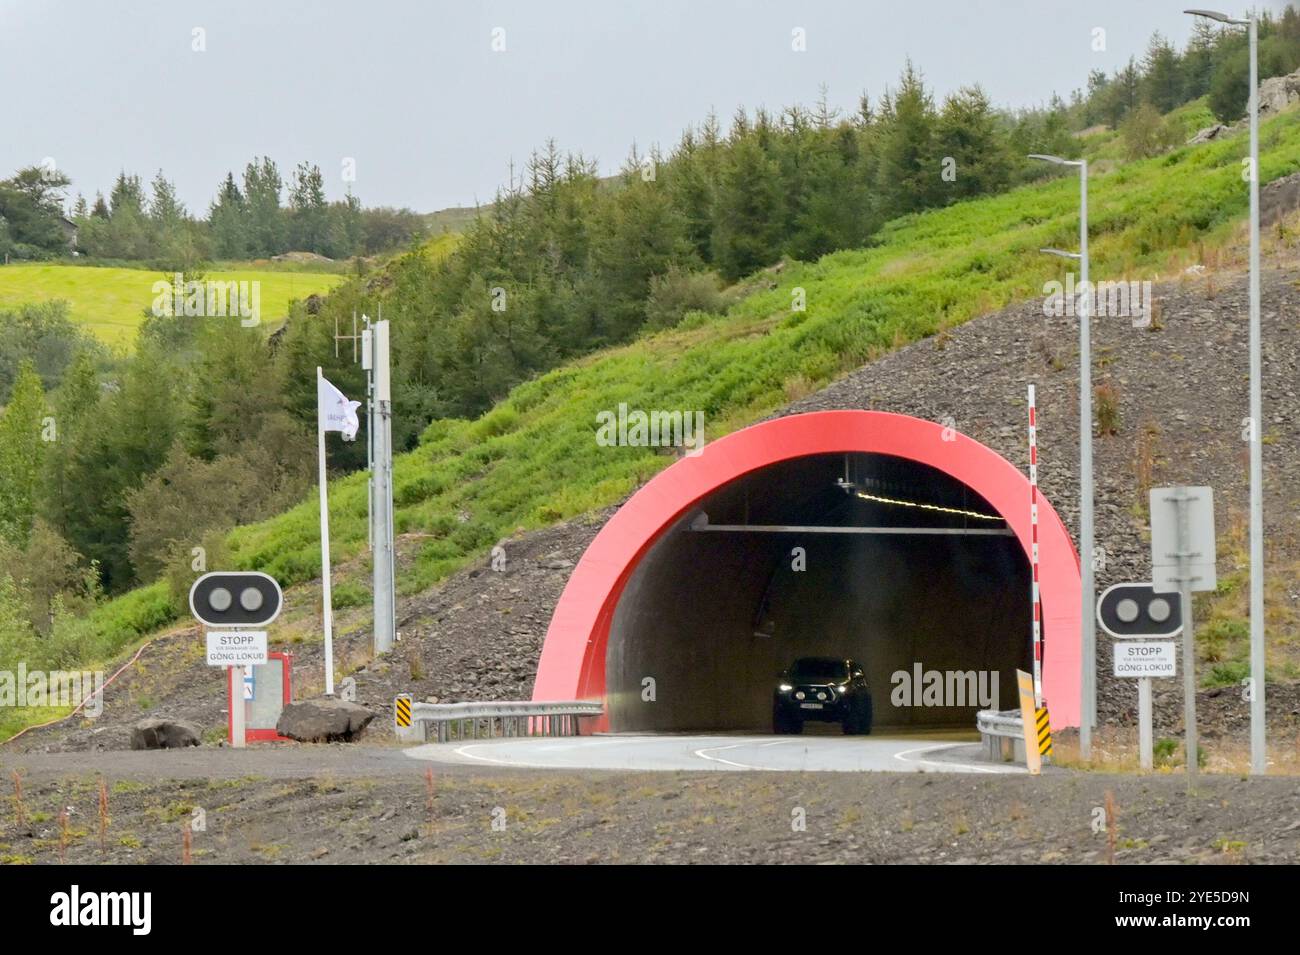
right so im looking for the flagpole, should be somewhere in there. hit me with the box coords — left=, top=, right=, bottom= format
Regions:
left=316, top=366, right=336, bottom=696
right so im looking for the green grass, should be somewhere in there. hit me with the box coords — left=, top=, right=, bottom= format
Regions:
left=8, top=107, right=1300, bottom=735
left=0, top=263, right=344, bottom=347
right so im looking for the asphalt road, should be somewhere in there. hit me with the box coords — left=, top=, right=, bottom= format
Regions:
left=404, top=733, right=1026, bottom=774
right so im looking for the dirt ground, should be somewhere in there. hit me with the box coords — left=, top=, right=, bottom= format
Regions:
left=2, top=745, right=1298, bottom=865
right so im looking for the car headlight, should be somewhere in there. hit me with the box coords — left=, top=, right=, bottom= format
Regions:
left=836, top=684, right=849, bottom=692
left=778, top=684, right=793, bottom=692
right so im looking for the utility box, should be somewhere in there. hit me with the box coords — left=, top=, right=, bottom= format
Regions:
left=226, top=651, right=293, bottom=743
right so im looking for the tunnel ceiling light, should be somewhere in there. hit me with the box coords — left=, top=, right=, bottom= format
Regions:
left=853, top=490, right=1004, bottom=522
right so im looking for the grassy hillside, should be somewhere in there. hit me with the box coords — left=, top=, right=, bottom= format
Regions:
left=0, top=264, right=344, bottom=347
left=227, top=108, right=1300, bottom=592
left=15, top=106, right=1300, bottom=727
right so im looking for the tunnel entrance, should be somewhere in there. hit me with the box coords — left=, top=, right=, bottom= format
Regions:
left=605, top=453, right=1030, bottom=733
left=533, top=411, right=1082, bottom=730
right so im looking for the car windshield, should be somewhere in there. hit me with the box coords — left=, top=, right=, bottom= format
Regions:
left=789, top=658, right=849, bottom=682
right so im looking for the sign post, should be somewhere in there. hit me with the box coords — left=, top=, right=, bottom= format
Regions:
left=1111, top=640, right=1176, bottom=769
left=190, top=572, right=284, bottom=748
left=1026, top=384, right=1043, bottom=708
left=1150, top=487, right=1216, bottom=781
left=1098, top=581, right=1183, bottom=771
left=232, top=666, right=246, bottom=748
left=204, top=632, right=267, bottom=749
left=1138, top=671, right=1151, bottom=771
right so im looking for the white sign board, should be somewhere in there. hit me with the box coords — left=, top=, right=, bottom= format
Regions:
left=1113, top=640, right=1176, bottom=679
left=1149, top=486, right=1216, bottom=592
left=205, top=630, right=268, bottom=667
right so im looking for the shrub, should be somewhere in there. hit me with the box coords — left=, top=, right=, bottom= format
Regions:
left=1094, top=381, right=1121, bottom=435
left=330, top=580, right=369, bottom=610
left=1204, top=659, right=1250, bottom=688
left=644, top=267, right=725, bottom=330
left=1120, top=103, right=1183, bottom=160
left=1153, top=737, right=1179, bottom=766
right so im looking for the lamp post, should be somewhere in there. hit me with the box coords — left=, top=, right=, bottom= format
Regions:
left=1186, top=8, right=1265, bottom=775
left=1030, top=153, right=1094, bottom=760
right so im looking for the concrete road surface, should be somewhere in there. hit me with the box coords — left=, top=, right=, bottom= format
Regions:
left=404, top=733, right=1025, bottom=774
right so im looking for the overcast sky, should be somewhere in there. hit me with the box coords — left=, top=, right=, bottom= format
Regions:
left=0, top=1, right=1283, bottom=215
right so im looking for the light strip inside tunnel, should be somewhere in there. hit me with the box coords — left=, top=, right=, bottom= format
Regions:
left=852, top=490, right=1004, bottom=522
left=691, top=523, right=1015, bottom=536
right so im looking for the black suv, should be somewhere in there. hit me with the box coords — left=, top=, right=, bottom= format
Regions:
left=773, top=657, right=872, bottom=735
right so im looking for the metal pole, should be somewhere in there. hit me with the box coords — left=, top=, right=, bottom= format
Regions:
left=372, top=320, right=395, bottom=655
left=381, top=307, right=396, bottom=626
left=1247, top=15, right=1266, bottom=776
left=230, top=665, right=246, bottom=748
left=1138, top=676, right=1152, bottom=771
left=363, top=314, right=374, bottom=552
left=316, top=367, right=336, bottom=697
left=1175, top=487, right=1198, bottom=783
left=1028, top=385, right=1043, bottom=708
left=1079, top=160, right=1096, bottom=760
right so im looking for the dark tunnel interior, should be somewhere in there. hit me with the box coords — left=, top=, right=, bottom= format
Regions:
left=606, top=452, right=1032, bottom=733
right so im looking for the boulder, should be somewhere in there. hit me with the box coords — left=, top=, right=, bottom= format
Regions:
left=276, top=698, right=376, bottom=742
left=1187, top=122, right=1231, bottom=144
left=130, top=717, right=201, bottom=750
left=1262, top=170, right=1300, bottom=228
left=1259, top=68, right=1300, bottom=118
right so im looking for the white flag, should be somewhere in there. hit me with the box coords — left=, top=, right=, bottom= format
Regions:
left=318, top=374, right=361, bottom=441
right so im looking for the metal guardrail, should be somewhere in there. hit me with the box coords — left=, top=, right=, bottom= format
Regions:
left=976, top=708, right=1025, bottom=762
left=396, top=699, right=604, bottom=744
left=976, top=709, right=1023, bottom=737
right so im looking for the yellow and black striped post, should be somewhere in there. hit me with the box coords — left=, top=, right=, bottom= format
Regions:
left=1035, top=706, right=1053, bottom=760
left=394, top=694, right=412, bottom=729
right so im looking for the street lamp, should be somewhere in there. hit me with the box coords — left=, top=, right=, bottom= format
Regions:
left=1186, top=8, right=1265, bottom=775
left=1030, top=152, right=1095, bottom=762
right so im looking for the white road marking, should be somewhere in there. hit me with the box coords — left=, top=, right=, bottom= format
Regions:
left=407, top=734, right=1017, bottom=775
left=693, top=742, right=767, bottom=769
left=452, top=736, right=625, bottom=767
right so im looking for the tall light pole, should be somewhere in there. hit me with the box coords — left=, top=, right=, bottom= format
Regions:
left=1186, top=8, right=1265, bottom=775
left=1030, top=153, right=1094, bottom=760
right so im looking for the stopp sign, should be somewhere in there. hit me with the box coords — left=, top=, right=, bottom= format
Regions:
left=205, top=630, right=268, bottom=667
left=1113, top=640, right=1176, bottom=678
left=189, top=572, right=283, bottom=627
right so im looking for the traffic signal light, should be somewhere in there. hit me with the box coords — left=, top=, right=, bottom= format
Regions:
left=189, top=571, right=283, bottom=628
left=1096, top=582, right=1182, bottom=639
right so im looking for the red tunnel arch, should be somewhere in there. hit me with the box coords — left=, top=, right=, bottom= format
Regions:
left=533, top=410, right=1082, bottom=729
